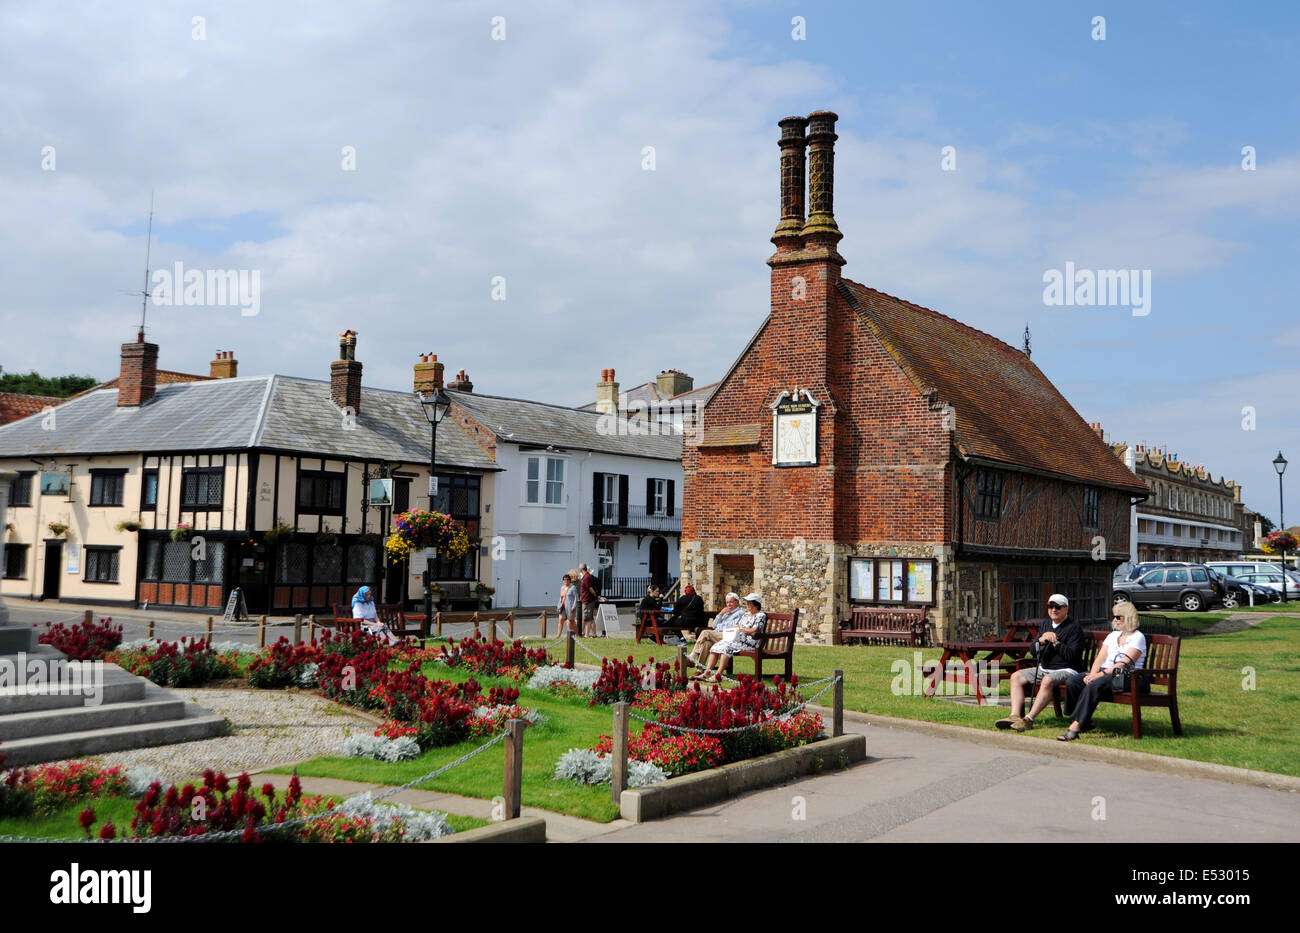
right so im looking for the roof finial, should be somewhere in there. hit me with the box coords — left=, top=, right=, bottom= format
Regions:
left=1022, top=323, right=1032, bottom=359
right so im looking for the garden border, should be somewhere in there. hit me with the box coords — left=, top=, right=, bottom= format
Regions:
left=432, top=815, right=546, bottom=843
left=618, top=733, right=865, bottom=822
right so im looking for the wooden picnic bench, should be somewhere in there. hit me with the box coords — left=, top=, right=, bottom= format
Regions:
left=1027, top=630, right=1183, bottom=739
left=636, top=609, right=717, bottom=645
left=837, top=607, right=928, bottom=646
left=924, top=621, right=1042, bottom=704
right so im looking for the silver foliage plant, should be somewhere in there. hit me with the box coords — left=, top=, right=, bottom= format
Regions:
left=124, top=764, right=168, bottom=796
left=552, top=748, right=667, bottom=787
left=117, top=638, right=254, bottom=656
left=342, top=733, right=421, bottom=762
left=527, top=664, right=600, bottom=692
left=337, top=792, right=454, bottom=841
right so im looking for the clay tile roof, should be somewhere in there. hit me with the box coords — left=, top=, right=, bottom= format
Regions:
left=0, top=392, right=61, bottom=426
left=840, top=279, right=1148, bottom=494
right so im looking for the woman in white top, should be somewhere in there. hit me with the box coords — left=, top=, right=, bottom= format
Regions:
left=557, top=574, right=580, bottom=634
left=1058, top=601, right=1147, bottom=741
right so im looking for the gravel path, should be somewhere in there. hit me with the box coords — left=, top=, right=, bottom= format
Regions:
left=49, top=688, right=381, bottom=783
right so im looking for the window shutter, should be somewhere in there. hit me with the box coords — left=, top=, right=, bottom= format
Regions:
left=618, top=474, right=629, bottom=526
left=666, top=479, right=675, bottom=516
left=646, top=477, right=655, bottom=514
left=592, top=472, right=605, bottom=526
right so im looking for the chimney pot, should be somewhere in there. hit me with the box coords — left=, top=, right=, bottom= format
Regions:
left=596, top=369, right=620, bottom=416
left=119, top=335, right=160, bottom=406
left=414, top=353, right=445, bottom=395
left=331, top=331, right=363, bottom=412
left=210, top=349, right=238, bottom=379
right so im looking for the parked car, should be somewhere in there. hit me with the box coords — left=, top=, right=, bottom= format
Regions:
left=1115, top=561, right=1186, bottom=584
left=1236, top=571, right=1300, bottom=601
left=1206, top=561, right=1290, bottom=579
left=1209, top=568, right=1277, bottom=608
left=1112, top=563, right=1221, bottom=611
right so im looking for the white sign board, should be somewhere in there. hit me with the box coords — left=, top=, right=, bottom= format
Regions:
left=429, top=476, right=438, bottom=498
left=599, top=603, right=621, bottom=634
left=64, top=540, right=78, bottom=574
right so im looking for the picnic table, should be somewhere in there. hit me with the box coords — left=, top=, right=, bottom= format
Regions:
left=923, top=620, right=1042, bottom=705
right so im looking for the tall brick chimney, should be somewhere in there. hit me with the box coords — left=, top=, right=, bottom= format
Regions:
left=656, top=369, right=693, bottom=398
left=447, top=368, right=474, bottom=393
left=801, top=110, right=843, bottom=250
left=595, top=368, right=619, bottom=415
left=118, top=330, right=159, bottom=407
left=414, top=353, right=444, bottom=395
left=330, top=330, right=362, bottom=412
left=771, top=116, right=809, bottom=253
left=210, top=350, right=238, bottom=379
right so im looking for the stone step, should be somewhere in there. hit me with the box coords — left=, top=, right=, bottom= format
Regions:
left=0, top=690, right=188, bottom=741
left=0, top=706, right=228, bottom=768
left=0, top=662, right=146, bottom=715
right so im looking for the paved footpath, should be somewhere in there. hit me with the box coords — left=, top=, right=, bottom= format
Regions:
left=589, top=717, right=1300, bottom=844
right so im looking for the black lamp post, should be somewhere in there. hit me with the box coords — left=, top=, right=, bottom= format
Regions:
left=418, top=388, right=452, bottom=625
left=1274, top=451, right=1288, bottom=597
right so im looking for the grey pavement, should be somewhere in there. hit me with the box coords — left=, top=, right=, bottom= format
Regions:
left=589, top=718, right=1300, bottom=843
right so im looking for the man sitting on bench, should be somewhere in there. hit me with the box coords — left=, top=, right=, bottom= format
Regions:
left=995, top=594, right=1084, bottom=732
left=689, top=592, right=743, bottom=668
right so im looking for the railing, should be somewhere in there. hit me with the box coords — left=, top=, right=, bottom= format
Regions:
left=590, top=503, right=682, bottom=534
left=598, top=574, right=679, bottom=600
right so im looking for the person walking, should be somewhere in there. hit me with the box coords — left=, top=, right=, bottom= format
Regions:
left=578, top=562, right=603, bottom=637
left=557, top=573, right=579, bottom=634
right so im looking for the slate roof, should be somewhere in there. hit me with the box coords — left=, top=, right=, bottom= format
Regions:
left=840, top=280, right=1148, bottom=493
left=0, top=392, right=62, bottom=426
left=450, top=390, right=682, bottom=461
left=577, top=380, right=717, bottom=414
left=0, top=375, right=497, bottom=471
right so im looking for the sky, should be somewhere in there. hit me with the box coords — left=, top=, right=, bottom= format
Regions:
left=1, top=0, right=1297, bottom=523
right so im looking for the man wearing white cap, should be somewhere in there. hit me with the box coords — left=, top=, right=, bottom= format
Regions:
left=995, top=593, right=1086, bottom=732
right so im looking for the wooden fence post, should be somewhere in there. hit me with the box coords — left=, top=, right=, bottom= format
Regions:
left=541, top=610, right=547, bottom=639
left=83, top=609, right=93, bottom=625
left=436, top=611, right=443, bottom=636
left=677, top=645, right=688, bottom=689
left=508, top=610, right=514, bottom=639
left=833, top=668, right=844, bottom=738
left=308, top=615, right=316, bottom=643
left=258, top=616, right=267, bottom=649
left=293, top=614, right=303, bottom=645
left=473, top=612, right=481, bottom=638
left=205, top=617, right=213, bottom=644
left=611, top=702, right=629, bottom=804
left=565, top=628, right=575, bottom=669
left=503, top=719, right=524, bottom=820
left=147, top=619, right=155, bottom=639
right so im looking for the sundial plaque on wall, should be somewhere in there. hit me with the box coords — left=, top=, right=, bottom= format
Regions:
left=771, top=388, right=820, bottom=467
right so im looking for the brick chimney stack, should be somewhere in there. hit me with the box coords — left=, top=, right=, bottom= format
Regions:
left=331, top=330, right=362, bottom=412
left=447, top=368, right=474, bottom=393
left=210, top=350, right=238, bottom=379
left=771, top=115, right=809, bottom=253
left=414, top=353, right=445, bottom=395
left=801, top=110, right=843, bottom=252
left=595, top=368, right=619, bottom=415
left=118, top=329, right=159, bottom=407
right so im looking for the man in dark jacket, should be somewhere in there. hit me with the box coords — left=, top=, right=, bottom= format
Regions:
left=995, top=594, right=1086, bottom=732
left=672, top=584, right=706, bottom=635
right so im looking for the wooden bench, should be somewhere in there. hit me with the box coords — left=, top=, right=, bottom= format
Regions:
left=636, top=609, right=716, bottom=645
left=331, top=604, right=359, bottom=634
left=378, top=603, right=427, bottom=644
left=726, top=609, right=799, bottom=681
left=1029, top=630, right=1183, bottom=739
left=838, top=607, right=928, bottom=646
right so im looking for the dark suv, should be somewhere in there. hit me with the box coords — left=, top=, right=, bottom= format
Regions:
left=1112, top=563, right=1221, bottom=612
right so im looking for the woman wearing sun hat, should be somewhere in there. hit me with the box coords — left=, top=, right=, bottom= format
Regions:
left=695, top=592, right=767, bottom=682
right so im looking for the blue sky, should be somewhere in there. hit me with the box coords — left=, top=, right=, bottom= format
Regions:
left=1, top=0, right=1296, bottom=521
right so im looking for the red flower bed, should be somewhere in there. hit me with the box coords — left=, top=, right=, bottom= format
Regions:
left=106, top=638, right=240, bottom=687
left=246, top=637, right=318, bottom=688
left=37, top=617, right=123, bottom=661
left=592, top=725, right=724, bottom=776
left=591, top=656, right=683, bottom=705
left=1, top=760, right=128, bottom=818
left=436, top=635, right=550, bottom=680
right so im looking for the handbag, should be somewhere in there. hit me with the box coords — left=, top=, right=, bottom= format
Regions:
left=1108, top=665, right=1131, bottom=692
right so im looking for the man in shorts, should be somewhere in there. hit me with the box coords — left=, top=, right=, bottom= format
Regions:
left=995, top=594, right=1086, bottom=732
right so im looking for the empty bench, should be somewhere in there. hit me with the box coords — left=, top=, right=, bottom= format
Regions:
left=838, top=607, right=927, bottom=647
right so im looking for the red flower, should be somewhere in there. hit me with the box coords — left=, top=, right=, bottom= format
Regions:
left=99, top=822, right=116, bottom=840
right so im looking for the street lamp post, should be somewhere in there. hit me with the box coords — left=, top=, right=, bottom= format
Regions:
left=1274, top=451, right=1288, bottom=599
left=418, top=388, right=452, bottom=627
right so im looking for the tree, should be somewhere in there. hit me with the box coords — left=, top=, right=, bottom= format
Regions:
left=1259, top=515, right=1276, bottom=536
left=0, top=371, right=99, bottom=397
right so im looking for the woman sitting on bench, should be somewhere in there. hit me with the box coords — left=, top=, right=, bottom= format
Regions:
left=351, top=585, right=398, bottom=646
left=1058, top=602, right=1146, bottom=741
left=695, top=592, right=766, bottom=683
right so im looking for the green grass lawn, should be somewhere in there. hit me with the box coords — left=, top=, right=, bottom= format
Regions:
left=515, top=621, right=1300, bottom=777
left=275, top=664, right=640, bottom=823
left=0, top=790, right=487, bottom=840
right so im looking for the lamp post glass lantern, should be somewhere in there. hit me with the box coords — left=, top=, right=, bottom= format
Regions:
left=418, top=389, right=452, bottom=624
left=1275, top=451, right=1288, bottom=588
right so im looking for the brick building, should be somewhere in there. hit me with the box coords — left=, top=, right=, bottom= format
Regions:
left=681, top=111, right=1150, bottom=643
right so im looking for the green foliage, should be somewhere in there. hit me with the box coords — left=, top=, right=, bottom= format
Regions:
left=0, top=371, right=98, bottom=397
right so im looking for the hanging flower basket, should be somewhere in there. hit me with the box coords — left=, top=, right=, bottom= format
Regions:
left=115, top=520, right=143, bottom=533
left=170, top=524, right=194, bottom=542
left=47, top=522, right=69, bottom=538
left=385, top=509, right=469, bottom=564
left=317, top=529, right=339, bottom=547
left=1262, top=530, right=1299, bottom=554
left=263, top=522, right=294, bottom=546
